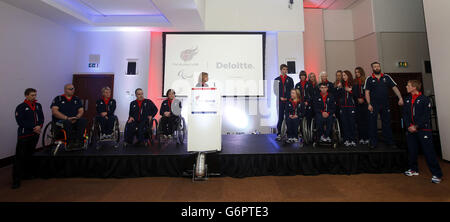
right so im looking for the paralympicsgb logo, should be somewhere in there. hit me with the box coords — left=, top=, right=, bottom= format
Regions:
left=180, top=47, right=198, bottom=62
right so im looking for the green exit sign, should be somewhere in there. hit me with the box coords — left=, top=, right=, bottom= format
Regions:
left=398, top=61, right=408, bottom=68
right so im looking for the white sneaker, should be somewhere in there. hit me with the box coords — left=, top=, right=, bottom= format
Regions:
left=432, top=176, right=442, bottom=184
left=344, top=141, right=350, bottom=147
left=404, top=169, right=419, bottom=177
left=276, top=134, right=282, bottom=141
left=320, top=135, right=326, bottom=142
left=293, top=138, right=299, bottom=143
left=350, top=141, right=357, bottom=147
left=364, top=140, right=370, bottom=145
left=359, top=139, right=365, bottom=145
left=326, top=137, right=332, bottom=143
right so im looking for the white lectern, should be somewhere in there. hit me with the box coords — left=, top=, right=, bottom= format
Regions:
left=187, top=87, right=222, bottom=152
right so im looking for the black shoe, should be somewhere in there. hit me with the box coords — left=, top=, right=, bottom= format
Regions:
left=11, top=181, right=20, bottom=189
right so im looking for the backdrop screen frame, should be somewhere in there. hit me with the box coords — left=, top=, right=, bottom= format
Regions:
left=162, top=32, right=266, bottom=97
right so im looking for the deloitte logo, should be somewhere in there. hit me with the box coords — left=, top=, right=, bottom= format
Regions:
left=216, top=62, right=254, bottom=69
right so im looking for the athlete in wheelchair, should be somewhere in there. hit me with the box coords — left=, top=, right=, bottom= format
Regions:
left=280, top=89, right=305, bottom=145
left=157, top=89, right=186, bottom=144
left=89, top=86, right=120, bottom=149
left=311, top=83, right=341, bottom=148
left=124, top=88, right=158, bottom=147
left=43, top=84, right=88, bottom=155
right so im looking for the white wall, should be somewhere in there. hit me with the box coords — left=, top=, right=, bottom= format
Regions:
left=352, top=0, right=375, bottom=40
left=323, top=9, right=356, bottom=80
left=73, top=31, right=151, bottom=130
left=379, top=32, right=433, bottom=94
left=423, top=0, right=450, bottom=161
left=278, top=31, right=304, bottom=81
left=324, top=10, right=354, bottom=41
left=325, top=41, right=356, bottom=79
left=354, top=33, right=379, bottom=75
left=204, top=0, right=304, bottom=32
left=0, top=1, right=76, bottom=159
left=373, top=0, right=426, bottom=33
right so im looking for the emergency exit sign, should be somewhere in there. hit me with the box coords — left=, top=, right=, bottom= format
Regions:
left=398, top=61, right=408, bottom=68
left=89, top=63, right=98, bottom=68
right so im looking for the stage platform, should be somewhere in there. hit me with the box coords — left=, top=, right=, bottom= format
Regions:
left=31, top=134, right=408, bottom=178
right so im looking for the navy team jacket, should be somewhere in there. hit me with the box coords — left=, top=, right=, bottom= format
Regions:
left=305, top=81, right=318, bottom=104
left=15, top=100, right=44, bottom=138
left=285, top=99, right=305, bottom=119
left=353, top=78, right=366, bottom=104
left=129, top=99, right=158, bottom=122
left=313, top=93, right=336, bottom=115
left=96, top=97, right=116, bottom=116
left=403, top=93, right=432, bottom=131
left=336, top=82, right=355, bottom=108
left=274, top=75, right=294, bottom=101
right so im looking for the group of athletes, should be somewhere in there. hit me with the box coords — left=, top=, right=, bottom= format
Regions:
left=274, top=61, right=442, bottom=183
left=11, top=61, right=443, bottom=188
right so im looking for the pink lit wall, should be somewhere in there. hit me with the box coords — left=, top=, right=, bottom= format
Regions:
left=303, top=9, right=327, bottom=78
left=148, top=32, right=164, bottom=118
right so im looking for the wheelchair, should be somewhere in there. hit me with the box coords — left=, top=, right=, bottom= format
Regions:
left=279, top=117, right=306, bottom=146
left=42, top=121, right=88, bottom=156
left=157, top=115, right=187, bottom=145
left=88, top=115, right=120, bottom=149
left=123, top=117, right=158, bottom=147
left=309, top=115, right=342, bottom=149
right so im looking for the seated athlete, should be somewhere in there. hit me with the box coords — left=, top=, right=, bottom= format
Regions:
left=50, top=84, right=87, bottom=146
left=95, top=86, right=117, bottom=139
left=159, top=89, right=182, bottom=138
left=125, top=88, right=158, bottom=145
left=285, top=89, right=305, bottom=144
left=313, top=83, right=336, bottom=143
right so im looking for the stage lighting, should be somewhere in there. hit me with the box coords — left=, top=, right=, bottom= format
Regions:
left=224, top=106, right=249, bottom=129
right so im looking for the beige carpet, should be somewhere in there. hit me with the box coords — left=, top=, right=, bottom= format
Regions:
left=0, top=156, right=448, bottom=202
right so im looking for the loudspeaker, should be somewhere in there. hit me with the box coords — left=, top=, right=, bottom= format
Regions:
left=287, top=61, right=296, bottom=74
left=127, top=61, right=137, bottom=75
left=424, top=61, right=432, bottom=73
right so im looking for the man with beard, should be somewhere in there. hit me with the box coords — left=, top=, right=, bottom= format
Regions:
left=364, top=62, right=404, bottom=149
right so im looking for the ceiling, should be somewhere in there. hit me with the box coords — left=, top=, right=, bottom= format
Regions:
left=0, top=0, right=360, bottom=31
left=303, top=0, right=360, bottom=9
left=0, top=0, right=204, bottom=31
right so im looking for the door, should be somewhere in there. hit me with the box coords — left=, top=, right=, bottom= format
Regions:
left=73, top=74, right=114, bottom=132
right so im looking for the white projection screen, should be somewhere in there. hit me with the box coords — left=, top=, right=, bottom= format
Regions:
left=163, top=32, right=266, bottom=97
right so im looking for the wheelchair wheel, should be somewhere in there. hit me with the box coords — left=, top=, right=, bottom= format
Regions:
left=280, top=119, right=287, bottom=141
left=42, top=122, right=54, bottom=147
left=310, top=118, right=316, bottom=144
left=89, top=118, right=100, bottom=148
left=333, top=118, right=342, bottom=145
left=146, top=118, right=158, bottom=145
left=114, top=117, right=120, bottom=144
left=302, top=118, right=310, bottom=144
left=176, top=117, right=187, bottom=144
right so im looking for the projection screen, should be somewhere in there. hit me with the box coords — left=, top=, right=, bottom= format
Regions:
left=163, top=32, right=266, bottom=97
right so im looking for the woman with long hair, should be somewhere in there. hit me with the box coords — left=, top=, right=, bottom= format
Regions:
left=337, top=70, right=357, bottom=147
left=305, top=72, right=318, bottom=120
left=353, top=67, right=369, bottom=145
left=285, top=89, right=304, bottom=144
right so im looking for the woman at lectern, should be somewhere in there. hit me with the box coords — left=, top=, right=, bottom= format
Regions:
left=195, top=72, right=209, bottom=87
